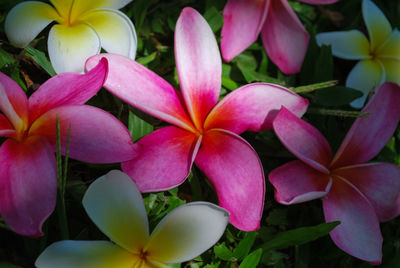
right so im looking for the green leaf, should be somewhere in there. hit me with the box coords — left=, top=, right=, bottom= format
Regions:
left=204, top=7, right=223, bottom=33
left=128, top=111, right=154, bottom=142
left=214, top=243, right=234, bottom=261
left=25, top=45, right=56, bottom=76
left=238, top=248, right=262, bottom=268
left=0, top=47, right=15, bottom=68
left=314, top=45, right=333, bottom=82
left=233, top=232, right=257, bottom=260
left=0, top=262, right=23, bottom=268
left=136, top=51, right=158, bottom=66
left=266, top=209, right=288, bottom=226
left=313, top=86, right=363, bottom=106
left=132, top=0, right=156, bottom=30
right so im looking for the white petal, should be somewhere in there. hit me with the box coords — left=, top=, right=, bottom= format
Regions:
left=378, top=29, right=400, bottom=59
left=82, top=170, right=149, bottom=254
left=380, top=58, right=400, bottom=84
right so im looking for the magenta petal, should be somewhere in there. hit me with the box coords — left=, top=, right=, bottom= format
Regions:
left=204, top=83, right=308, bottom=134
left=28, top=58, right=108, bottom=123
left=122, top=126, right=200, bottom=192
left=221, top=0, right=268, bottom=62
left=175, top=7, right=221, bottom=129
left=323, top=177, right=382, bottom=264
left=261, top=0, right=309, bottom=74
left=0, top=136, right=57, bottom=237
left=273, top=107, right=331, bottom=173
left=269, top=160, right=331, bottom=204
left=195, top=129, right=265, bottom=231
left=29, top=105, right=137, bottom=163
left=0, top=72, right=28, bottom=121
left=332, top=83, right=400, bottom=167
left=0, top=114, right=15, bottom=138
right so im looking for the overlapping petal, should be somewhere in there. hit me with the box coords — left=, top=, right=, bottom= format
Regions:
left=0, top=115, right=15, bottom=138
left=377, top=29, right=400, bottom=59
left=69, top=0, right=132, bottom=20
left=380, top=58, right=400, bottom=84
left=0, top=84, right=25, bottom=132
left=0, top=72, right=28, bottom=124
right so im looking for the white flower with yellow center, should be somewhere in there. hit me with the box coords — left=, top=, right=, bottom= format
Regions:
left=316, top=0, right=400, bottom=108
left=5, top=0, right=137, bottom=74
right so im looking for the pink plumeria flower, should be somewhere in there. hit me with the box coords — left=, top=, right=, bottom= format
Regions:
left=85, top=7, right=309, bottom=231
left=220, top=0, right=339, bottom=74
left=0, top=59, right=137, bottom=237
left=5, top=0, right=136, bottom=74
left=316, top=0, right=400, bottom=108
left=269, top=82, right=400, bottom=264
left=36, top=170, right=229, bottom=268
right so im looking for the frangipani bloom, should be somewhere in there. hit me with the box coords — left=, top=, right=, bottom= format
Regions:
left=0, top=59, right=137, bottom=237
left=316, top=0, right=400, bottom=108
left=36, top=170, right=229, bottom=268
left=221, top=0, right=339, bottom=74
left=269, top=83, right=400, bottom=264
left=5, top=0, right=136, bottom=74
left=85, top=7, right=309, bottom=231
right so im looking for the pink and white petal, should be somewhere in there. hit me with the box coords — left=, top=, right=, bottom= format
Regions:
left=323, top=176, right=382, bottom=264
left=273, top=107, right=331, bottom=173
left=316, top=30, right=371, bottom=60
left=345, top=59, right=385, bottom=108
left=204, top=83, right=308, bottom=134
left=29, top=105, right=137, bottom=163
left=86, top=54, right=195, bottom=132
left=332, top=83, right=400, bottom=167
left=35, top=240, right=136, bottom=268
left=298, top=0, right=339, bottom=4
left=0, top=136, right=57, bottom=237
left=377, top=29, right=400, bottom=58
left=83, top=170, right=149, bottom=253
left=269, top=160, right=332, bottom=205
left=261, top=0, right=309, bottom=74
left=0, top=84, right=25, bottom=132
left=175, top=7, right=221, bottom=129
left=48, top=23, right=101, bottom=74
left=363, top=0, right=392, bottom=51
left=81, top=8, right=137, bottom=59
left=145, top=202, right=229, bottom=264
left=122, top=126, right=200, bottom=192
left=5, top=1, right=58, bottom=48
left=334, top=163, right=400, bottom=221
left=380, top=58, right=400, bottom=84
left=0, top=72, right=28, bottom=124
left=220, top=0, right=269, bottom=62
left=195, top=129, right=265, bottom=231
left=28, top=58, right=108, bottom=123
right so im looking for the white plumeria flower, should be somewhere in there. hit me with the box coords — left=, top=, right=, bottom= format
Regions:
left=5, top=0, right=137, bottom=74
left=35, top=170, right=229, bottom=268
left=316, top=0, right=400, bottom=108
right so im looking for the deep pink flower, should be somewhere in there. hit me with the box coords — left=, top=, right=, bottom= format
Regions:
left=269, top=82, right=400, bottom=264
left=86, top=7, right=309, bottom=231
left=221, top=0, right=339, bottom=74
left=0, top=59, right=137, bottom=237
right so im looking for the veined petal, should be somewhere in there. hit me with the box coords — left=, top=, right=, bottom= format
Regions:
left=48, top=23, right=101, bottom=74
left=377, top=29, right=400, bottom=59
left=0, top=136, right=57, bottom=237
left=269, top=160, right=332, bottom=205
left=28, top=58, right=108, bottom=123
left=29, top=105, right=137, bottom=163
left=298, top=0, right=339, bottom=4
left=122, top=126, right=200, bottom=192
left=5, top=1, right=58, bottom=48
left=35, top=240, right=136, bottom=268
left=204, top=83, right=308, bottom=134
left=261, top=0, right=309, bottom=74
left=362, top=0, right=391, bottom=51
left=195, top=129, right=265, bottom=231
left=175, top=7, right=221, bottom=129
left=316, top=30, right=371, bottom=60
left=145, top=202, right=229, bottom=264
left=323, top=176, right=382, bottom=264
left=81, top=8, right=137, bottom=59
left=83, top=170, right=149, bottom=253
left=86, top=54, right=195, bottom=132
left=334, top=163, right=400, bottom=221
left=220, top=0, right=268, bottom=62
left=332, top=83, right=400, bottom=168
left=380, top=58, right=400, bottom=84
left=273, top=107, right=331, bottom=173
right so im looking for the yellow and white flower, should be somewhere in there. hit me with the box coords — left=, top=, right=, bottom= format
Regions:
left=5, top=0, right=137, bottom=74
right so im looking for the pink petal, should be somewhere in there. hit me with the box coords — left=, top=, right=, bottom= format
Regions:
left=331, top=83, right=400, bottom=167
left=85, top=54, right=195, bottom=132
left=269, top=160, right=331, bottom=205
left=29, top=105, right=137, bottom=163
left=175, top=7, right=221, bottom=129
left=122, top=126, right=200, bottom=192
left=0, top=136, right=57, bottom=237
left=0, top=114, right=15, bottom=138
left=195, top=129, right=265, bottom=231
left=28, top=58, right=108, bottom=123
left=323, top=176, right=382, bottom=264
left=298, top=0, right=339, bottom=4
left=261, top=0, right=309, bottom=74
left=204, top=83, right=308, bottom=134
left=273, top=107, right=331, bottom=173
left=334, top=163, right=400, bottom=221
left=220, top=0, right=268, bottom=62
